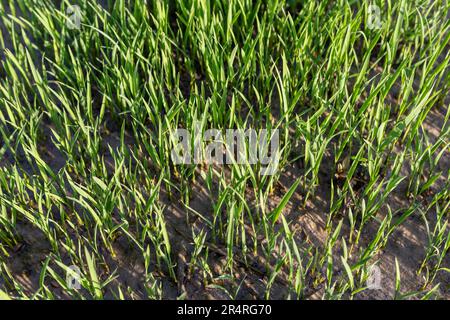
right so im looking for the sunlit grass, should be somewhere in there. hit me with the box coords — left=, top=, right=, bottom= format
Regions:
left=0, top=0, right=448, bottom=300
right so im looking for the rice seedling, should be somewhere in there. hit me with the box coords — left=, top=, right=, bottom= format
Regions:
left=0, top=0, right=448, bottom=301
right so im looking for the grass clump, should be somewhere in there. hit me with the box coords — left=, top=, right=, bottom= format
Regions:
left=0, top=0, right=449, bottom=299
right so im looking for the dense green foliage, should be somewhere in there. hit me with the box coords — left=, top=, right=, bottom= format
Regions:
left=0, top=0, right=448, bottom=299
